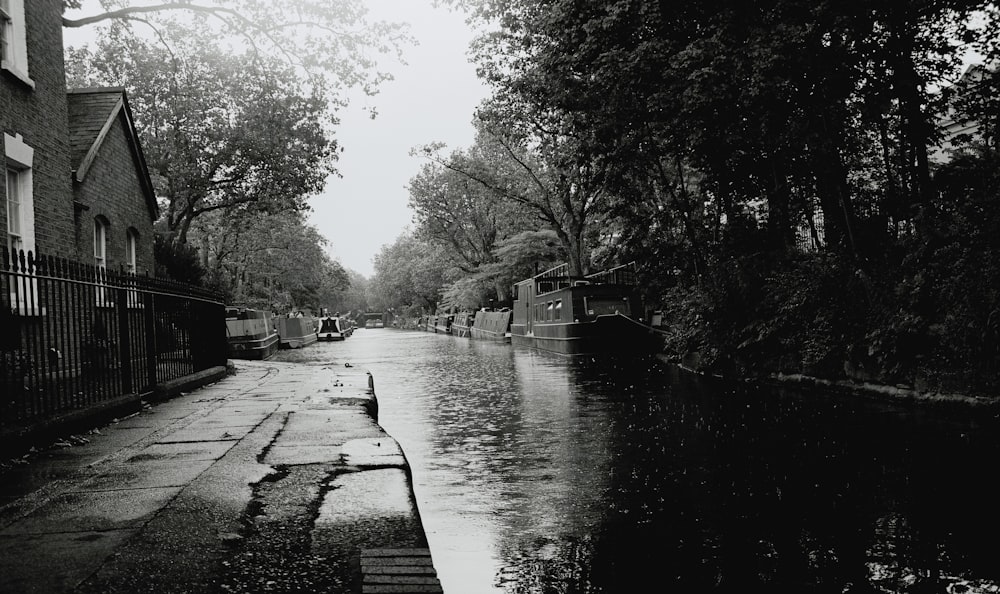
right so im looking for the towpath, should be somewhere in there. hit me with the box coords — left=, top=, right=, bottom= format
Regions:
left=0, top=360, right=441, bottom=593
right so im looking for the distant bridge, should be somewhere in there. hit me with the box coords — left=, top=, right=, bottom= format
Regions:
left=361, top=311, right=391, bottom=327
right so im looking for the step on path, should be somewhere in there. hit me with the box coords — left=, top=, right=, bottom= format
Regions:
left=360, top=548, right=444, bottom=593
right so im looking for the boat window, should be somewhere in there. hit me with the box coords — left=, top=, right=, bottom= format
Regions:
left=546, top=301, right=554, bottom=321
left=554, top=300, right=562, bottom=320
left=584, top=297, right=629, bottom=316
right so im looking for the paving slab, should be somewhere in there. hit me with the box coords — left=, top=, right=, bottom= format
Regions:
left=0, top=529, right=135, bottom=593
left=342, top=437, right=408, bottom=468
left=74, top=458, right=215, bottom=491
left=0, top=486, right=182, bottom=535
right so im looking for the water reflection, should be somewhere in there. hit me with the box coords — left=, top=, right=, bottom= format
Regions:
left=273, top=330, right=1000, bottom=593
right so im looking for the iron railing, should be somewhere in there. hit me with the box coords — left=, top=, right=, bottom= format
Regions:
left=1, top=248, right=227, bottom=427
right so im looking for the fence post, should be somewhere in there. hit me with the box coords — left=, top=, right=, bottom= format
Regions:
left=144, top=290, right=157, bottom=387
left=115, top=285, right=133, bottom=395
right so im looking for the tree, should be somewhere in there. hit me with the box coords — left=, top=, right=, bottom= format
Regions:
left=193, top=208, right=348, bottom=311
left=453, top=0, right=993, bottom=258
left=368, top=232, right=454, bottom=312
left=62, top=0, right=408, bottom=101
left=66, top=23, right=337, bottom=247
left=408, top=154, right=537, bottom=302
left=418, top=110, right=612, bottom=278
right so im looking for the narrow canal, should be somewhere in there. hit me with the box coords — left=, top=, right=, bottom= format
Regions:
left=274, top=328, right=1000, bottom=594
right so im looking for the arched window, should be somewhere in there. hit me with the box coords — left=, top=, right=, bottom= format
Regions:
left=125, top=228, right=138, bottom=274
left=93, top=217, right=108, bottom=270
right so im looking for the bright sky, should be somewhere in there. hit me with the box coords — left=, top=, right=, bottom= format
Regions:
left=312, top=2, right=490, bottom=278
left=63, top=1, right=491, bottom=279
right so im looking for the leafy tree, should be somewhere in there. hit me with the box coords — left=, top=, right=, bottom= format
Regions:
left=62, top=0, right=407, bottom=101
left=66, top=23, right=337, bottom=246
left=193, top=209, right=348, bottom=311
left=419, top=113, right=611, bottom=278
left=408, top=153, right=538, bottom=302
left=368, top=232, right=454, bottom=312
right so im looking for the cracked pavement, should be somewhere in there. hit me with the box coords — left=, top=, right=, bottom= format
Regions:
left=0, top=360, right=435, bottom=593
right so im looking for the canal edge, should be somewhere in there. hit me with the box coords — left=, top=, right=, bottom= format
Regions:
left=658, top=353, right=1000, bottom=416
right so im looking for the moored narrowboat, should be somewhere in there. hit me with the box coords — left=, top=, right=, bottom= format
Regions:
left=469, top=309, right=512, bottom=342
left=226, top=307, right=280, bottom=360
left=276, top=316, right=318, bottom=349
left=318, top=316, right=349, bottom=341
left=509, top=262, right=662, bottom=356
left=432, top=313, right=453, bottom=334
left=450, top=312, right=476, bottom=337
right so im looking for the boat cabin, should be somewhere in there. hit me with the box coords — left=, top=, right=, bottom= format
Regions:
left=510, top=263, right=653, bottom=355
left=512, top=264, right=642, bottom=333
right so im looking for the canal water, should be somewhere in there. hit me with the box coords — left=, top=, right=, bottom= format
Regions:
left=274, top=328, right=1000, bottom=594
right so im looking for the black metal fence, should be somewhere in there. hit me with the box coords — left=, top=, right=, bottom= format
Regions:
left=1, top=248, right=227, bottom=428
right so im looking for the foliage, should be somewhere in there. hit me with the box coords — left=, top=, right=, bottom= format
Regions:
left=65, top=22, right=337, bottom=246
left=153, top=231, right=205, bottom=285
left=62, top=0, right=408, bottom=101
left=191, top=209, right=348, bottom=312
left=368, top=232, right=455, bottom=313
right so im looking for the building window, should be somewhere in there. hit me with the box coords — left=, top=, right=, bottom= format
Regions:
left=6, top=167, right=21, bottom=254
left=125, top=229, right=137, bottom=274
left=554, top=300, right=562, bottom=321
left=0, top=0, right=32, bottom=87
left=5, top=133, right=38, bottom=314
left=0, top=0, right=10, bottom=71
left=93, top=218, right=107, bottom=270
left=4, top=133, right=33, bottom=259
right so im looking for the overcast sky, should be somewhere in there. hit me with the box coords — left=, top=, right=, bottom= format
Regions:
left=63, top=1, right=490, bottom=279
left=312, top=2, right=490, bottom=278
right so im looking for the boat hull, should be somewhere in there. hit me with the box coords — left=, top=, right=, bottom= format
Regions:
left=510, top=313, right=661, bottom=356
left=226, top=308, right=280, bottom=360
left=469, top=310, right=512, bottom=342
left=228, top=333, right=280, bottom=359
left=276, top=318, right=319, bottom=349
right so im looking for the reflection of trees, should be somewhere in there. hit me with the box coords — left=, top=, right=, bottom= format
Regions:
left=375, top=334, right=1000, bottom=592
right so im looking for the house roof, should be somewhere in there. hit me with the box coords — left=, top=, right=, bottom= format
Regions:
left=66, top=87, right=159, bottom=220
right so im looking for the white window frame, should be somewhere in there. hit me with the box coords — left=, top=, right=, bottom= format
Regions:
left=5, top=132, right=40, bottom=315
left=94, top=218, right=113, bottom=307
left=6, top=166, right=21, bottom=254
left=125, top=229, right=137, bottom=274
left=0, top=0, right=32, bottom=87
left=124, top=228, right=142, bottom=308
left=94, top=218, right=107, bottom=270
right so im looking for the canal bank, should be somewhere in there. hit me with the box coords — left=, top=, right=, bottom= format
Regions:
left=0, top=359, right=441, bottom=593
left=659, top=353, right=1000, bottom=417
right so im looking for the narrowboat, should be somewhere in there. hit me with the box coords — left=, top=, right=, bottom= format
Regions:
left=510, top=262, right=662, bottom=356
left=225, top=307, right=280, bottom=360
left=318, top=316, right=349, bottom=341
left=276, top=316, right=318, bottom=349
left=469, top=309, right=512, bottom=342
left=450, top=312, right=476, bottom=337
left=432, top=313, right=453, bottom=334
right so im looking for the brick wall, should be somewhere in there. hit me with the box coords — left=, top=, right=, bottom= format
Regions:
left=1, top=0, right=75, bottom=258
left=72, top=115, right=156, bottom=275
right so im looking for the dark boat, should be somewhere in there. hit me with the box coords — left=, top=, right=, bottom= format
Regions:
left=276, top=316, right=318, bottom=349
left=509, top=262, right=662, bottom=356
left=450, top=312, right=476, bottom=337
left=469, top=310, right=512, bottom=342
left=432, top=313, right=453, bottom=334
left=318, top=316, right=349, bottom=341
left=226, top=307, right=280, bottom=360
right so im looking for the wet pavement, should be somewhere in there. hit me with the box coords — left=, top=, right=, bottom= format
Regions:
left=0, top=359, right=439, bottom=593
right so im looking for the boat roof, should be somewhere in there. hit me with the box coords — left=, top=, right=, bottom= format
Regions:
left=515, top=262, right=637, bottom=286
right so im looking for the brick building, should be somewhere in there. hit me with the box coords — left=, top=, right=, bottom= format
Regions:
left=2, top=0, right=156, bottom=271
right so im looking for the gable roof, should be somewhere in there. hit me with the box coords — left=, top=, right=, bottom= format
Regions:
left=66, top=87, right=159, bottom=220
